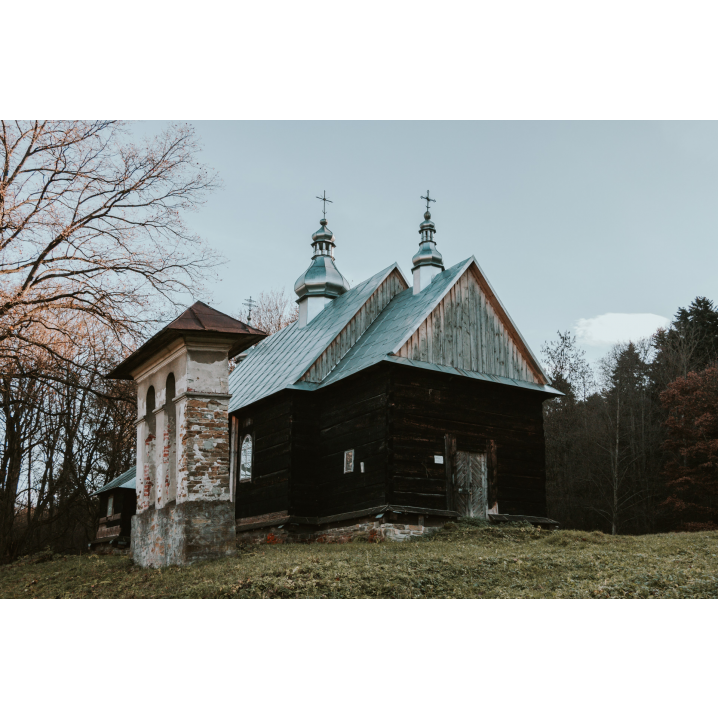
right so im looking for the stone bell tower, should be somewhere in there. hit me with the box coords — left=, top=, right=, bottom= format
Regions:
left=108, top=302, right=266, bottom=567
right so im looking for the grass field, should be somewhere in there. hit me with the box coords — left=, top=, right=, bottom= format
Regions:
left=2, top=521, right=717, bottom=599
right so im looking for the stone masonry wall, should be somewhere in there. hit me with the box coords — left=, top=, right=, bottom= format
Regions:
left=236, top=520, right=441, bottom=545
left=177, top=394, right=231, bottom=503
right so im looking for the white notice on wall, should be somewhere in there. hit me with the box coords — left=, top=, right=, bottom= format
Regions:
left=434, top=455, right=444, bottom=464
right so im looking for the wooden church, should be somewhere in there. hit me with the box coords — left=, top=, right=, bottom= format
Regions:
left=104, top=195, right=560, bottom=566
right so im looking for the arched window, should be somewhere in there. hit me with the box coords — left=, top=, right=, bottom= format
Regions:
left=146, top=386, right=156, bottom=435
left=239, top=435, right=253, bottom=482
left=144, top=386, right=157, bottom=507
left=165, top=374, right=177, bottom=502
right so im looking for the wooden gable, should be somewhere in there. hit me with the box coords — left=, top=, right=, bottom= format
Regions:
left=395, top=263, right=546, bottom=384
left=302, top=268, right=408, bottom=383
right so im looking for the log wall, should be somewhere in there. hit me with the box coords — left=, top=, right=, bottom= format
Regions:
left=311, top=367, right=390, bottom=516
left=234, top=395, right=293, bottom=519
left=388, top=364, right=548, bottom=517
left=233, top=364, right=548, bottom=524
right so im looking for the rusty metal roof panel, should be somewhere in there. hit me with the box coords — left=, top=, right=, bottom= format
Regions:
left=167, top=302, right=259, bottom=333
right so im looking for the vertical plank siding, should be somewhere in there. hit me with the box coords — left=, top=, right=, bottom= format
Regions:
left=397, top=270, right=541, bottom=383
left=302, top=271, right=407, bottom=383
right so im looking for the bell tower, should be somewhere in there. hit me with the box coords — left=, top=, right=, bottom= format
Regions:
left=108, top=302, right=266, bottom=567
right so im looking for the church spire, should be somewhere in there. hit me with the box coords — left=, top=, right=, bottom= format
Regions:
left=412, top=191, right=444, bottom=294
left=294, top=194, right=350, bottom=327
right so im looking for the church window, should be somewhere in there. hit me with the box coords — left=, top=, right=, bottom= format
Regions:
left=344, top=449, right=354, bottom=473
left=107, top=495, right=114, bottom=517
left=240, top=435, right=253, bottom=482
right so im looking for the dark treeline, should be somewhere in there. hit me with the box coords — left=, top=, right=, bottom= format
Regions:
left=543, top=297, right=718, bottom=534
left=0, top=334, right=136, bottom=562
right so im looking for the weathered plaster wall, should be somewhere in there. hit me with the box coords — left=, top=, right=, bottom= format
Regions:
left=130, top=338, right=237, bottom=567
left=135, top=340, right=187, bottom=515
left=131, top=501, right=236, bottom=567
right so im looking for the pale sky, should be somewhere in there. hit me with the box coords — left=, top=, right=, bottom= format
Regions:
left=132, top=121, right=718, bottom=365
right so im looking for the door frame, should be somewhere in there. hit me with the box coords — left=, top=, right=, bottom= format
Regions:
left=444, top=434, right=498, bottom=514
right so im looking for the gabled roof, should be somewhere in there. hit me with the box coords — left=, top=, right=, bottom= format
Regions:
left=319, top=259, right=472, bottom=386
left=320, top=256, right=548, bottom=387
left=229, top=257, right=555, bottom=412
left=228, top=264, right=402, bottom=412
left=108, top=301, right=266, bottom=380
left=92, top=466, right=136, bottom=496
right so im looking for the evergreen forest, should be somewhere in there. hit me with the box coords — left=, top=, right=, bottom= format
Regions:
left=542, top=296, right=718, bottom=535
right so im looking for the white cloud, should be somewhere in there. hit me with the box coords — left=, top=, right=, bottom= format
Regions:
left=574, top=313, right=670, bottom=347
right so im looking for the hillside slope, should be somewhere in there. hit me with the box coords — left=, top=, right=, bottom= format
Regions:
left=2, top=523, right=717, bottom=599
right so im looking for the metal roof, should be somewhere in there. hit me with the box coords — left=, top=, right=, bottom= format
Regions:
left=229, top=257, right=558, bottom=412
left=108, top=302, right=266, bottom=380
left=228, top=264, right=401, bottom=412
left=319, top=255, right=549, bottom=388
left=92, top=466, right=136, bottom=496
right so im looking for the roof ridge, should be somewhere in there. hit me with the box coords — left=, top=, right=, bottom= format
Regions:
left=189, top=304, right=206, bottom=330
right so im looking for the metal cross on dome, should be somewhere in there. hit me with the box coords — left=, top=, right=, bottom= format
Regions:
left=421, top=190, right=436, bottom=212
left=316, top=190, right=333, bottom=218
left=243, top=296, right=258, bottom=324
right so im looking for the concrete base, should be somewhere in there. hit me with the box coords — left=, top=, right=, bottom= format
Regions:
left=131, top=501, right=236, bottom=568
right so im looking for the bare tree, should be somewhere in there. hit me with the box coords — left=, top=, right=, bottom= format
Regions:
left=0, top=121, right=221, bottom=375
left=236, top=288, right=298, bottom=335
left=0, top=121, right=222, bottom=560
left=0, top=318, right=137, bottom=561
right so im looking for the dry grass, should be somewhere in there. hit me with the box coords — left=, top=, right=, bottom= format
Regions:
left=2, top=522, right=718, bottom=599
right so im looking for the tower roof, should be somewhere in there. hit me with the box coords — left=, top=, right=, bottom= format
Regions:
left=107, top=301, right=266, bottom=380
left=294, top=217, right=350, bottom=301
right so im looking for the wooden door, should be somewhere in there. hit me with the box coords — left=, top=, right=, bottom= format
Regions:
left=454, top=451, right=488, bottom=518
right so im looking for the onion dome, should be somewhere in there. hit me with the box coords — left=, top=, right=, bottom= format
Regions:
left=294, top=218, right=351, bottom=301
left=412, top=210, right=444, bottom=272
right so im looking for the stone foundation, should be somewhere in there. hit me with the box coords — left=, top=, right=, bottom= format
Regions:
left=131, top=500, right=236, bottom=567
left=91, top=542, right=131, bottom=556
left=236, top=519, right=441, bottom=545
